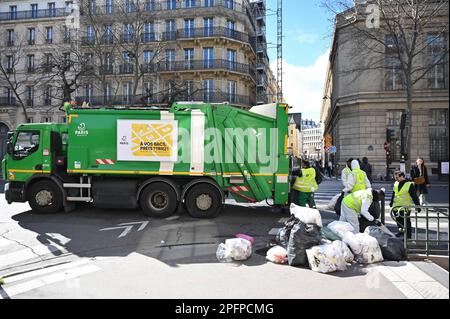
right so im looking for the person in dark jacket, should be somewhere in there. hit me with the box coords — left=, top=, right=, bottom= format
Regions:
left=390, top=171, right=421, bottom=239
left=410, top=157, right=430, bottom=205
left=360, top=157, right=373, bottom=182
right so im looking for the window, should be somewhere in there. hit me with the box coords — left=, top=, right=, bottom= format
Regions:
left=27, top=55, right=35, bottom=72
left=227, top=49, right=236, bottom=70
left=48, top=2, right=56, bottom=17
left=227, top=20, right=235, bottom=38
left=165, top=81, right=173, bottom=101
left=225, top=0, right=234, bottom=10
left=6, top=55, right=14, bottom=72
left=27, top=118, right=34, bottom=124
left=385, top=35, right=405, bottom=91
left=105, top=0, right=113, bottom=14
left=386, top=111, right=403, bottom=162
left=125, top=0, right=135, bottom=13
left=184, top=48, right=194, bottom=69
left=86, top=0, right=96, bottom=13
left=84, top=83, right=93, bottom=101
left=203, top=47, right=214, bottom=68
left=165, top=49, right=175, bottom=70
left=204, top=18, right=213, bottom=36
left=144, top=50, right=154, bottom=64
left=185, top=80, right=194, bottom=100
left=46, top=26, right=53, bottom=44
left=104, top=83, right=112, bottom=103
left=205, top=0, right=214, bottom=7
left=123, top=24, right=134, bottom=42
left=167, top=0, right=176, bottom=10
left=65, top=1, right=73, bottom=12
left=165, top=20, right=176, bottom=40
left=13, top=131, right=40, bottom=159
left=122, top=52, right=133, bottom=73
left=63, top=26, right=71, bottom=42
left=44, top=86, right=52, bottom=105
left=103, top=25, right=113, bottom=43
left=28, top=28, right=36, bottom=44
left=227, top=80, right=236, bottom=103
left=7, top=29, right=14, bottom=46
left=144, top=22, right=155, bottom=42
left=26, top=86, right=34, bottom=107
left=31, top=4, right=38, bottom=18
left=184, top=19, right=195, bottom=38
left=429, top=109, right=449, bottom=162
left=145, top=0, right=155, bottom=11
left=41, top=117, right=51, bottom=123
left=123, top=82, right=132, bottom=104
left=9, top=6, right=17, bottom=20
left=427, top=33, right=448, bottom=89
left=185, top=0, right=196, bottom=8
left=143, top=81, right=154, bottom=103
left=203, top=79, right=213, bottom=102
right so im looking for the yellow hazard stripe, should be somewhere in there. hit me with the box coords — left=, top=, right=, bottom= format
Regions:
left=9, top=170, right=51, bottom=174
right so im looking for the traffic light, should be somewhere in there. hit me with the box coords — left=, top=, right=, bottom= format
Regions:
left=386, top=129, right=395, bottom=143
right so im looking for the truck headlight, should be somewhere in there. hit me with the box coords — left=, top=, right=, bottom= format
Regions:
left=4, top=183, right=9, bottom=192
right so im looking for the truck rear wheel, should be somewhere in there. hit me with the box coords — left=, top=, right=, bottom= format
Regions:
left=139, top=182, right=178, bottom=218
left=185, top=184, right=223, bottom=219
left=28, top=180, right=63, bottom=214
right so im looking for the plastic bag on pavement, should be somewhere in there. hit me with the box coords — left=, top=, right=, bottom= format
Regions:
left=287, top=222, right=322, bottom=267
left=290, top=203, right=323, bottom=227
left=235, top=234, right=255, bottom=245
left=266, top=246, right=288, bottom=264
left=364, top=226, right=407, bottom=261
left=342, top=232, right=384, bottom=264
left=321, top=227, right=342, bottom=241
left=276, top=215, right=300, bottom=248
left=216, top=238, right=252, bottom=262
left=327, top=221, right=355, bottom=238
left=306, top=242, right=348, bottom=273
left=332, top=240, right=354, bottom=264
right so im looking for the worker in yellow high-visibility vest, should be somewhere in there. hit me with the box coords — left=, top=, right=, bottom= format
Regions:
left=340, top=189, right=378, bottom=233
left=292, top=160, right=318, bottom=208
left=342, top=160, right=372, bottom=194
left=326, top=158, right=354, bottom=210
left=390, top=171, right=420, bottom=239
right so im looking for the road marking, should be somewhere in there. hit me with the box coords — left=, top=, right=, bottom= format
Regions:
left=0, top=243, right=65, bottom=269
left=3, top=259, right=91, bottom=284
left=373, top=262, right=449, bottom=299
left=1, top=265, right=101, bottom=299
left=165, top=216, right=180, bottom=221
left=100, top=221, right=149, bottom=238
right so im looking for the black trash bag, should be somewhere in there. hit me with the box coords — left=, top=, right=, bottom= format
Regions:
left=334, top=193, right=344, bottom=216
left=365, top=226, right=407, bottom=261
left=275, top=215, right=300, bottom=248
left=287, top=222, right=322, bottom=267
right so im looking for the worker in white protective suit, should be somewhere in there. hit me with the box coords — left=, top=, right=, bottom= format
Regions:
left=340, top=189, right=377, bottom=233
left=326, top=158, right=353, bottom=210
left=342, top=159, right=372, bottom=194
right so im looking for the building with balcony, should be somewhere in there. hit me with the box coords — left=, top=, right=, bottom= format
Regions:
left=76, top=0, right=274, bottom=108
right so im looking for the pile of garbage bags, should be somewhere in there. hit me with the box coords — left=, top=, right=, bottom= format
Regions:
left=216, top=237, right=253, bottom=263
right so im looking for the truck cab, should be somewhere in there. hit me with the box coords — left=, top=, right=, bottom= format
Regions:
left=3, top=123, right=68, bottom=211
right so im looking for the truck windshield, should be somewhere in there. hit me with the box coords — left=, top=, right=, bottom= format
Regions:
left=13, top=131, right=40, bottom=159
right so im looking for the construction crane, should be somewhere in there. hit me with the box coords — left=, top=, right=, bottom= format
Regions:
left=277, top=0, right=283, bottom=102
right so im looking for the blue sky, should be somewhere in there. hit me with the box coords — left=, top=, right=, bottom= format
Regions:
left=265, top=0, right=333, bottom=122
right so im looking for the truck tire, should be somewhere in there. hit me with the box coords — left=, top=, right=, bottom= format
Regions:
left=28, top=180, right=64, bottom=214
left=185, top=184, right=223, bottom=219
left=139, top=182, right=178, bottom=218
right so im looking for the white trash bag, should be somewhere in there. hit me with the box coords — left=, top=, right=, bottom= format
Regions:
left=266, top=246, right=288, bottom=264
left=327, top=221, right=355, bottom=237
left=216, top=238, right=252, bottom=262
left=342, top=232, right=384, bottom=264
left=290, top=203, right=323, bottom=227
left=332, top=240, right=354, bottom=264
left=306, top=243, right=348, bottom=274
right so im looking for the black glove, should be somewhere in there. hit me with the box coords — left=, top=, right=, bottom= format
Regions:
left=375, top=220, right=382, bottom=227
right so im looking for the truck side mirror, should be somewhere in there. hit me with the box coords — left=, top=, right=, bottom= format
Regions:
left=6, top=141, right=13, bottom=155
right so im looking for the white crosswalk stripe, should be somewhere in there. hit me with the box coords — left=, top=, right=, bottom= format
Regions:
left=0, top=243, right=67, bottom=270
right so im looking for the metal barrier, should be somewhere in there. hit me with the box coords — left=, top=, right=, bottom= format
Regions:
left=391, top=205, right=449, bottom=256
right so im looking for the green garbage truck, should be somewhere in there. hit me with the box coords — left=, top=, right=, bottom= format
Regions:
left=2, top=102, right=291, bottom=218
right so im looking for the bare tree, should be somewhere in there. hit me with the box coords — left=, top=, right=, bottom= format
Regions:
left=0, top=40, right=31, bottom=121
left=322, top=0, right=449, bottom=167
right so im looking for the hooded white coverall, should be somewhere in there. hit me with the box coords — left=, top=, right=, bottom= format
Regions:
left=340, top=190, right=375, bottom=233
left=342, top=160, right=372, bottom=193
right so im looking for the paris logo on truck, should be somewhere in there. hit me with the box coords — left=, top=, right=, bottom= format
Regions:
left=75, top=123, right=89, bottom=137
left=117, top=120, right=178, bottom=162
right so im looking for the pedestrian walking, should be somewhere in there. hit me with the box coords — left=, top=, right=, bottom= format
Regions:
left=360, top=157, right=373, bottom=182
left=327, top=160, right=333, bottom=178
left=292, top=160, right=318, bottom=208
left=390, top=171, right=420, bottom=239
left=410, top=157, right=430, bottom=206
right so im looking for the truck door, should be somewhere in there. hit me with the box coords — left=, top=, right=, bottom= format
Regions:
left=7, top=130, right=45, bottom=182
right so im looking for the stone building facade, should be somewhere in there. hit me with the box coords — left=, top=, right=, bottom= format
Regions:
left=320, top=2, right=449, bottom=179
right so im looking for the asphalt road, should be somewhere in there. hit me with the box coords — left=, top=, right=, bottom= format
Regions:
left=0, top=177, right=449, bottom=299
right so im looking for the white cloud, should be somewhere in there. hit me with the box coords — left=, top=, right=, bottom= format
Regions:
left=295, top=30, right=320, bottom=44
left=271, top=50, right=330, bottom=122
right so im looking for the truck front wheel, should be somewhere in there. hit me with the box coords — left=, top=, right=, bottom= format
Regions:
left=185, top=184, right=223, bottom=219
left=139, top=182, right=178, bottom=218
left=28, top=180, right=63, bottom=214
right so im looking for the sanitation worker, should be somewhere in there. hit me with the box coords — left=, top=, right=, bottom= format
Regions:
left=390, top=171, right=420, bottom=239
left=326, top=158, right=354, bottom=211
left=292, top=160, right=318, bottom=208
left=342, top=159, right=372, bottom=194
left=340, top=188, right=378, bottom=233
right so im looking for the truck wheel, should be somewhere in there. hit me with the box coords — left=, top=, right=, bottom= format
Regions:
left=139, top=183, right=178, bottom=218
left=28, top=180, right=63, bottom=214
left=185, top=184, right=223, bottom=219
